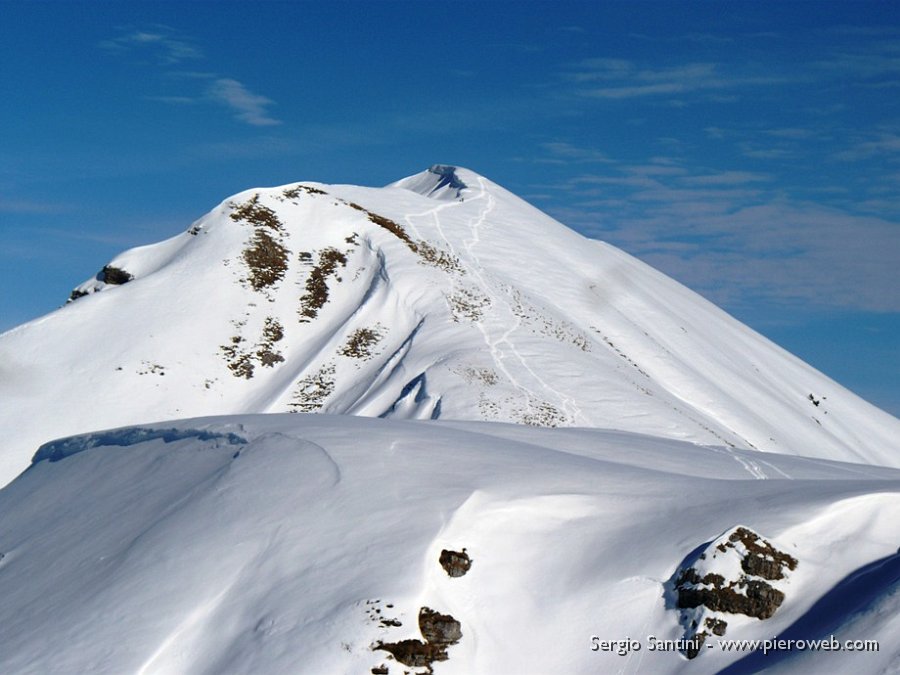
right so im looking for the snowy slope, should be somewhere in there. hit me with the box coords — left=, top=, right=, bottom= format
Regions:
left=0, top=414, right=897, bottom=674
left=0, top=165, right=898, bottom=487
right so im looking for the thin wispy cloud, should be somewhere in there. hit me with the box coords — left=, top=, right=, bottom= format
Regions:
left=206, top=79, right=281, bottom=127
left=538, top=145, right=900, bottom=313
left=0, top=199, right=70, bottom=214
left=679, top=33, right=735, bottom=45
left=739, top=144, right=798, bottom=160
left=102, top=28, right=282, bottom=127
left=763, top=128, right=817, bottom=139
left=539, top=142, right=613, bottom=164
left=566, top=59, right=784, bottom=100
left=834, top=133, right=900, bottom=161
left=100, top=29, right=202, bottom=64
left=679, top=171, right=772, bottom=186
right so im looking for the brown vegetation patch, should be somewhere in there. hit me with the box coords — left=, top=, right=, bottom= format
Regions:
left=417, top=240, right=463, bottom=273
left=221, top=317, right=286, bottom=378
left=243, top=229, right=289, bottom=291
left=299, top=248, right=348, bottom=321
left=221, top=336, right=255, bottom=379
left=289, top=364, right=336, bottom=412
left=458, top=366, right=499, bottom=386
left=282, top=184, right=327, bottom=199
left=366, top=210, right=418, bottom=251
left=446, top=288, right=491, bottom=322
left=256, top=317, right=285, bottom=367
left=229, top=194, right=283, bottom=231
left=521, top=399, right=567, bottom=427
left=340, top=326, right=383, bottom=359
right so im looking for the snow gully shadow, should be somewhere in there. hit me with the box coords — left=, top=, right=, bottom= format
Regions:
left=717, top=549, right=900, bottom=674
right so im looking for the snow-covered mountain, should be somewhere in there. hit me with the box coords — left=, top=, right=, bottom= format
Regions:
left=0, top=415, right=898, bottom=674
left=0, top=165, right=897, bottom=486
left=1, top=166, right=899, bottom=674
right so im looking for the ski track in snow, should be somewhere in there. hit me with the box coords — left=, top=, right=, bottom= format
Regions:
left=409, top=177, right=588, bottom=426
left=708, top=444, right=769, bottom=479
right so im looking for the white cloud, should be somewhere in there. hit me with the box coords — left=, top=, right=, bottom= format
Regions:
left=101, top=29, right=282, bottom=128
left=542, top=166, right=900, bottom=313
left=206, top=79, right=281, bottom=127
left=539, top=142, right=613, bottom=163
left=679, top=171, right=772, bottom=186
left=567, top=59, right=784, bottom=100
left=101, top=30, right=202, bottom=64
left=834, top=133, right=900, bottom=161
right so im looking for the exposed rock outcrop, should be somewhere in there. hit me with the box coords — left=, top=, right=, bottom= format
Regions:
left=672, top=526, right=797, bottom=659
left=439, top=548, right=472, bottom=578
left=374, top=606, right=462, bottom=673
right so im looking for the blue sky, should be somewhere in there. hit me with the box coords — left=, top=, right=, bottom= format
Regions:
left=2, top=1, right=898, bottom=415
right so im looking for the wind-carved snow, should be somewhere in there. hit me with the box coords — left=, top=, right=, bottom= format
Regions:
left=31, top=427, right=247, bottom=464
left=1, top=414, right=898, bottom=674
left=0, top=165, right=898, bottom=487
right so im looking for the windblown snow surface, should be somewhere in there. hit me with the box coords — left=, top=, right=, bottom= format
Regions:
left=1, top=415, right=899, bottom=674
left=0, top=166, right=897, bottom=487
left=0, top=167, right=898, bottom=674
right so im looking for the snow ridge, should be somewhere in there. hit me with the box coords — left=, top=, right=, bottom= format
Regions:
left=31, top=427, right=247, bottom=465
left=0, top=415, right=898, bottom=674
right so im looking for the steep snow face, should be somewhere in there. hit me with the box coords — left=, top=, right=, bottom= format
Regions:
left=0, top=414, right=898, bottom=674
left=0, top=165, right=897, bottom=486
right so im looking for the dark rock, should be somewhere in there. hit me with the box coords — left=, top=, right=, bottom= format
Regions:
left=439, top=549, right=472, bottom=578
left=374, top=639, right=447, bottom=668
left=98, top=265, right=134, bottom=285
left=373, top=606, right=461, bottom=672
left=705, top=617, right=728, bottom=636
left=419, top=607, right=462, bottom=645
left=67, top=289, right=89, bottom=303
left=685, top=632, right=706, bottom=659
left=725, top=527, right=798, bottom=580
left=672, top=526, right=797, bottom=659
left=678, top=575, right=785, bottom=620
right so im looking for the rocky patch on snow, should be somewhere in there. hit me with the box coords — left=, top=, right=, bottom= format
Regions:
left=439, top=548, right=472, bottom=578
left=374, top=607, right=462, bottom=674
left=672, top=526, right=797, bottom=658
left=98, top=265, right=134, bottom=285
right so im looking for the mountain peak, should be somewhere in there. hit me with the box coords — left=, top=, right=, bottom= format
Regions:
left=0, top=167, right=898, bottom=485
left=389, top=164, right=470, bottom=201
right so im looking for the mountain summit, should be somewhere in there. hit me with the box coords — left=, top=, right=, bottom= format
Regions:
left=0, top=165, right=897, bottom=484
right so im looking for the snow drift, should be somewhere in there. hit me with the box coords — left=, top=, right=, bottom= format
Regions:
left=0, top=414, right=898, bottom=674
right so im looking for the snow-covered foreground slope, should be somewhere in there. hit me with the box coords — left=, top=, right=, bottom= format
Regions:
left=0, top=414, right=897, bottom=675
left=0, top=165, right=897, bottom=486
